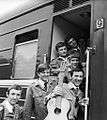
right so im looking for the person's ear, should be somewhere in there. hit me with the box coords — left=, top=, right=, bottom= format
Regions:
left=6, top=92, right=9, bottom=97
left=37, top=73, right=40, bottom=77
left=57, top=51, right=59, bottom=56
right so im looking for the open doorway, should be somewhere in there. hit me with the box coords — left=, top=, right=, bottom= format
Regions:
left=51, top=5, right=91, bottom=62
left=51, top=4, right=91, bottom=120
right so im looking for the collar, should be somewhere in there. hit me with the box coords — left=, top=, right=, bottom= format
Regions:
left=2, top=99, right=13, bottom=113
left=38, top=78, right=45, bottom=90
left=58, top=56, right=68, bottom=61
left=33, top=79, right=39, bottom=86
left=68, top=82, right=79, bottom=90
left=58, top=56, right=70, bottom=65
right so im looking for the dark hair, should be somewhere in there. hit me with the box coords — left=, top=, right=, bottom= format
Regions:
left=7, top=84, right=23, bottom=95
left=70, top=68, right=84, bottom=77
left=65, top=36, right=78, bottom=51
left=65, top=36, right=75, bottom=45
left=55, top=42, right=66, bottom=52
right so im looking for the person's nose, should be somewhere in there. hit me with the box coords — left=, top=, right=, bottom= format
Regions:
left=78, top=77, right=82, bottom=81
left=74, top=61, right=77, bottom=64
left=13, top=95, right=17, bottom=99
left=45, top=72, right=49, bottom=76
left=62, top=49, right=65, bottom=52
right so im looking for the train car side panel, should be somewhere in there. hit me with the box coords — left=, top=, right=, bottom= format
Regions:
left=90, top=0, right=105, bottom=120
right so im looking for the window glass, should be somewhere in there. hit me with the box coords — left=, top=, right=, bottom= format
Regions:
left=13, top=40, right=38, bottom=79
left=12, top=29, right=39, bottom=79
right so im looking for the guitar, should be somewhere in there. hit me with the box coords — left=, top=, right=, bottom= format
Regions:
left=44, top=61, right=70, bottom=120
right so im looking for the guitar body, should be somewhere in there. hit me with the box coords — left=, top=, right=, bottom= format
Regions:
left=45, top=61, right=70, bottom=120
left=44, top=98, right=70, bottom=120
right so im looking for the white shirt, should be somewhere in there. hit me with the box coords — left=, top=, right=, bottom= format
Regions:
left=2, top=99, right=13, bottom=113
left=68, top=82, right=79, bottom=90
left=38, top=78, right=45, bottom=90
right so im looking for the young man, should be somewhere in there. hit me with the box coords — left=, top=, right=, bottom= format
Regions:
left=65, top=36, right=80, bottom=56
left=0, top=84, right=23, bottom=120
left=23, top=63, right=58, bottom=120
left=68, top=52, right=82, bottom=71
left=50, top=41, right=68, bottom=75
left=46, top=68, right=89, bottom=120
left=67, top=51, right=87, bottom=83
left=65, top=69, right=88, bottom=120
left=55, top=41, right=68, bottom=58
left=78, top=38, right=87, bottom=62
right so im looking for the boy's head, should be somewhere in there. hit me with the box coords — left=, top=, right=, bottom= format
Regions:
left=37, top=63, right=50, bottom=82
left=69, top=52, right=80, bottom=69
left=55, top=42, right=67, bottom=57
left=49, top=59, right=60, bottom=75
left=6, top=84, right=23, bottom=106
left=70, top=69, right=84, bottom=87
left=65, top=36, right=77, bottom=48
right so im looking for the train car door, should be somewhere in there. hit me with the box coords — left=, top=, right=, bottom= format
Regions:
left=51, top=2, right=92, bottom=120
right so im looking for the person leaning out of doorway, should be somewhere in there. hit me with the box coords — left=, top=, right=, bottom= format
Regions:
left=23, top=63, right=59, bottom=120
left=64, top=36, right=80, bottom=57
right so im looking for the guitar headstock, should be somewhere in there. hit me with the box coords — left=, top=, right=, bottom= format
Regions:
left=60, top=61, right=68, bottom=72
left=58, top=61, right=68, bottom=86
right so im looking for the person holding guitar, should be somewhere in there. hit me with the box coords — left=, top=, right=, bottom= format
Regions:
left=23, top=63, right=58, bottom=120
left=45, top=63, right=89, bottom=120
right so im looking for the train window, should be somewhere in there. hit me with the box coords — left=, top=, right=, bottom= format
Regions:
left=0, top=49, right=12, bottom=79
left=15, top=30, right=38, bottom=44
left=12, top=29, right=39, bottom=79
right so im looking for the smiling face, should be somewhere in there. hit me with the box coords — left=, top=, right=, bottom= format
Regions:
left=6, top=89, right=22, bottom=106
left=71, top=71, right=84, bottom=87
left=38, top=69, right=50, bottom=82
left=70, top=57, right=79, bottom=69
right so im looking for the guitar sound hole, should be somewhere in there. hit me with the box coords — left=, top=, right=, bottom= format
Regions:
left=54, top=108, right=61, bottom=114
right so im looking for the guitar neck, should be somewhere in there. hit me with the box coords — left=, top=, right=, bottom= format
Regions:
left=58, top=72, right=64, bottom=86
left=55, top=72, right=64, bottom=110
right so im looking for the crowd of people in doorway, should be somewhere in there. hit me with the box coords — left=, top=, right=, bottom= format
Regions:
left=0, top=36, right=89, bottom=120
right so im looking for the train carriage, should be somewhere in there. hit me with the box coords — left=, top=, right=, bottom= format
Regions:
left=0, top=0, right=106, bottom=120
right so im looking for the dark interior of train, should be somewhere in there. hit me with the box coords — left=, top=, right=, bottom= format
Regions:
left=51, top=5, right=91, bottom=62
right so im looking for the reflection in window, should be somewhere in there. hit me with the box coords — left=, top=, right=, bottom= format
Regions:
left=12, top=29, right=40, bottom=79
left=0, top=49, right=12, bottom=79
